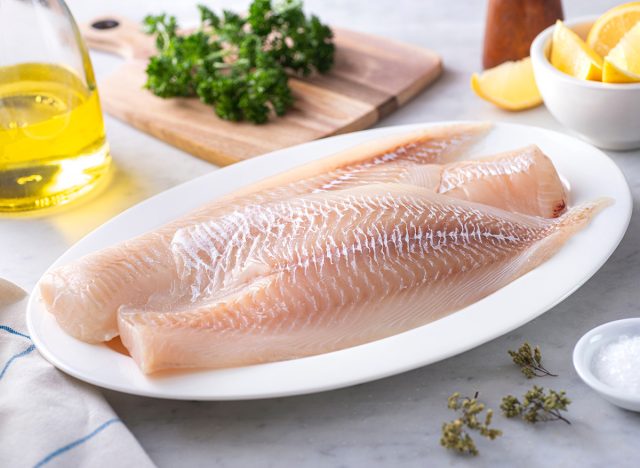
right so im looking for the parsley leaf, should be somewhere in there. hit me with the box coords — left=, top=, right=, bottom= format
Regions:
left=143, top=1, right=334, bottom=123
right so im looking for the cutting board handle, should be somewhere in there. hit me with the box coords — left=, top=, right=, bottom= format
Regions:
left=81, top=16, right=155, bottom=60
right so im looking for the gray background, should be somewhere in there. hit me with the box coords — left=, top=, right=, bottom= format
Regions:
left=2, top=0, right=638, bottom=466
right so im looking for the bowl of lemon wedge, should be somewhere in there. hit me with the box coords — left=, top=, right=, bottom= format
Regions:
left=530, top=4, right=640, bottom=150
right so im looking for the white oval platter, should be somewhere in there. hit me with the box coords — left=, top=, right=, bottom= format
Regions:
left=26, top=122, right=632, bottom=400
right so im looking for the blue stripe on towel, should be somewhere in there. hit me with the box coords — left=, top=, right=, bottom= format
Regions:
left=0, top=325, right=31, bottom=340
left=33, top=418, right=122, bottom=468
left=0, top=344, right=36, bottom=380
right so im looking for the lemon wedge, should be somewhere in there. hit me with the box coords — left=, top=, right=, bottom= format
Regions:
left=587, top=2, right=640, bottom=58
left=551, top=20, right=603, bottom=81
left=603, top=22, right=640, bottom=83
left=603, top=59, right=640, bottom=82
left=471, top=57, right=542, bottom=111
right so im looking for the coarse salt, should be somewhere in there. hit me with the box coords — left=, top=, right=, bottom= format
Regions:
left=594, top=335, right=640, bottom=394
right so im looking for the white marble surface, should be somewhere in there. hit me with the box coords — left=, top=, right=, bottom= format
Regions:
left=2, top=0, right=639, bottom=466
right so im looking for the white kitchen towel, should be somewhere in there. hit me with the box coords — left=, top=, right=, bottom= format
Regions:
left=0, top=279, right=155, bottom=468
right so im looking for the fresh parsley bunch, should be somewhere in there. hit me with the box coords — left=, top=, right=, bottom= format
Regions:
left=143, top=0, right=335, bottom=123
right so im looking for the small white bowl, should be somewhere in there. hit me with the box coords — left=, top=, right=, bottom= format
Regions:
left=530, top=16, right=640, bottom=151
left=573, top=318, right=640, bottom=412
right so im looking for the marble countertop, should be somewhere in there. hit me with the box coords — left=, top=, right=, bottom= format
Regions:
left=2, top=0, right=639, bottom=466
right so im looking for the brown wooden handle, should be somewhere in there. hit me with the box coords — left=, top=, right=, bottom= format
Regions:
left=81, top=16, right=155, bottom=60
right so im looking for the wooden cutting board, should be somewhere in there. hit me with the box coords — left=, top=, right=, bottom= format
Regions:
left=82, top=16, right=442, bottom=166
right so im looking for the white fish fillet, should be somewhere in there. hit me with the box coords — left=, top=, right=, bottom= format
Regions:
left=39, top=124, right=569, bottom=347
left=436, top=145, right=568, bottom=217
left=41, top=123, right=492, bottom=342
left=117, top=184, right=609, bottom=373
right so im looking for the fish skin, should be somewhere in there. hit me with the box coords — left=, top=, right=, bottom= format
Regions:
left=40, top=123, right=492, bottom=343
left=117, top=184, right=610, bottom=373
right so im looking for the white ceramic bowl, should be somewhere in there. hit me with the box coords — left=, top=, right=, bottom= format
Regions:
left=573, top=318, right=640, bottom=412
left=531, top=16, right=640, bottom=151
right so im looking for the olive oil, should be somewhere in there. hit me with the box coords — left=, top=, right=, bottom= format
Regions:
left=0, top=63, right=111, bottom=212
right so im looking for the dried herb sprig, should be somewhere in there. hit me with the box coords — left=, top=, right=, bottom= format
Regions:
left=441, top=392, right=502, bottom=456
left=508, top=342, right=557, bottom=379
left=501, top=385, right=571, bottom=425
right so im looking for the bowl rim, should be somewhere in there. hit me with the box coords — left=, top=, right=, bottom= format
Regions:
left=572, top=318, right=640, bottom=404
left=530, top=15, right=640, bottom=91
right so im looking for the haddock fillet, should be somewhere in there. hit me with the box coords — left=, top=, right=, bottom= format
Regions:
left=40, top=125, right=566, bottom=343
left=116, top=184, right=608, bottom=373
left=41, top=123, right=492, bottom=342
left=439, top=145, right=568, bottom=217
left=422, top=144, right=567, bottom=218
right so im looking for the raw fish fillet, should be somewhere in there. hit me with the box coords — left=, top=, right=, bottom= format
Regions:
left=40, top=123, right=492, bottom=342
left=117, top=184, right=608, bottom=373
left=303, top=144, right=568, bottom=218
left=39, top=125, right=567, bottom=344
left=435, top=145, right=568, bottom=218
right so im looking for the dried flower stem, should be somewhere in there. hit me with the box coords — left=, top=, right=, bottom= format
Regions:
left=441, top=392, right=502, bottom=456
left=501, top=385, right=571, bottom=425
left=508, top=342, right=557, bottom=379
